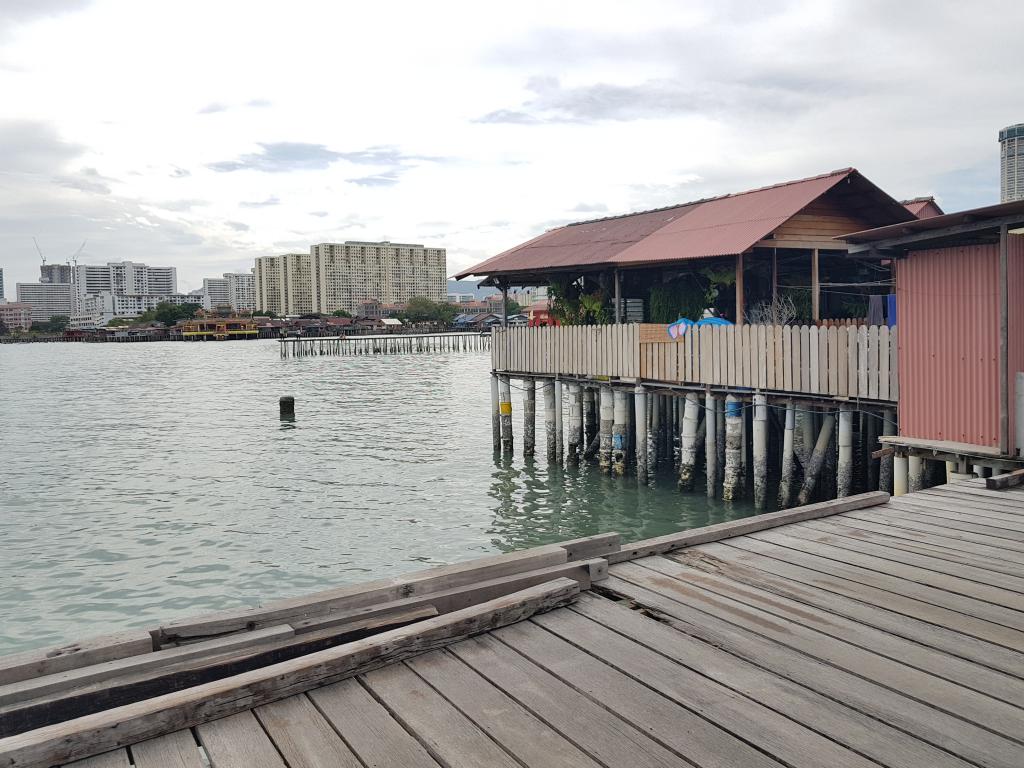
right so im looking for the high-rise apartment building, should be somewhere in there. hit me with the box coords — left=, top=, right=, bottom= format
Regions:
left=310, top=241, right=446, bottom=315
left=201, top=277, right=230, bottom=309
left=40, top=263, right=73, bottom=284
left=1000, top=123, right=1024, bottom=203
left=73, top=292, right=201, bottom=328
left=0, top=267, right=5, bottom=301
left=254, top=254, right=313, bottom=315
left=71, top=262, right=177, bottom=308
left=225, top=271, right=256, bottom=312
left=15, top=282, right=75, bottom=321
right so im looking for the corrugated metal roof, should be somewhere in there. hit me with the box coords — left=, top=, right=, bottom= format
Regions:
left=842, top=198, right=1024, bottom=244
left=456, top=168, right=909, bottom=279
left=901, top=197, right=944, bottom=218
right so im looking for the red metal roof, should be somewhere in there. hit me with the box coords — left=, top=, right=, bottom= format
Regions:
left=901, top=197, right=944, bottom=218
left=456, top=168, right=911, bottom=280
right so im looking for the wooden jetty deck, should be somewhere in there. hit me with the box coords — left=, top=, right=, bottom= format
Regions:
left=279, top=331, right=490, bottom=358
left=2, top=479, right=1024, bottom=767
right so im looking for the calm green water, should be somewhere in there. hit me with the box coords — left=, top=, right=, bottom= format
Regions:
left=0, top=340, right=757, bottom=653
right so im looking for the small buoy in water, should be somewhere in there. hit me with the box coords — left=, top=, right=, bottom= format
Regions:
left=280, top=396, right=295, bottom=416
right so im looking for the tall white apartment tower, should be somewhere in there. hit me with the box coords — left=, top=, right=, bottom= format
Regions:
left=254, top=254, right=313, bottom=316
left=310, top=241, right=446, bottom=315
left=71, top=261, right=177, bottom=308
left=1000, top=124, right=1024, bottom=203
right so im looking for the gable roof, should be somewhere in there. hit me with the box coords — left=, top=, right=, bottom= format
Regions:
left=455, top=168, right=913, bottom=280
left=902, top=196, right=944, bottom=219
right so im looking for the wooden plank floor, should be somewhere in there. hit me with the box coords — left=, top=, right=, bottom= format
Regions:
left=64, top=480, right=1024, bottom=768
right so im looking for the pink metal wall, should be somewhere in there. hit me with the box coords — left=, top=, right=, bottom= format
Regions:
left=897, top=245, right=1001, bottom=449
left=1007, top=234, right=1024, bottom=455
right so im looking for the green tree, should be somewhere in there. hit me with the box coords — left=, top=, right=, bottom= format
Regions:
left=331, top=308, right=352, bottom=318
left=505, top=299, right=523, bottom=315
left=135, top=302, right=202, bottom=326
left=400, top=296, right=457, bottom=324
left=254, top=309, right=277, bottom=318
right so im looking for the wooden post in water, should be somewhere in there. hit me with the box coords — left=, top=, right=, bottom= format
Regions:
left=797, top=413, right=836, bottom=505
left=522, top=378, right=536, bottom=458
left=837, top=405, right=853, bottom=497
left=490, top=373, right=501, bottom=452
left=554, top=380, right=564, bottom=463
left=634, top=385, right=649, bottom=483
left=678, top=393, right=700, bottom=490
left=498, top=375, right=513, bottom=455
left=612, top=389, right=629, bottom=476
left=723, top=395, right=743, bottom=500
left=567, top=383, right=583, bottom=463
left=648, top=392, right=660, bottom=469
left=705, top=393, right=719, bottom=497
left=542, top=380, right=556, bottom=462
left=880, top=408, right=895, bottom=493
left=599, top=386, right=614, bottom=472
left=279, top=396, right=295, bottom=416
left=778, top=400, right=796, bottom=508
left=583, top=387, right=597, bottom=449
left=752, top=393, right=768, bottom=509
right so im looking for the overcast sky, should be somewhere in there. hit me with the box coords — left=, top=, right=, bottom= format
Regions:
left=0, top=0, right=1019, bottom=296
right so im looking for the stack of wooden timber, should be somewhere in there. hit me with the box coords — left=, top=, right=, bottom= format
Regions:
left=0, top=535, right=616, bottom=767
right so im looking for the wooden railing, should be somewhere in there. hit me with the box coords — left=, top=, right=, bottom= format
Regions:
left=492, top=323, right=898, bottom=402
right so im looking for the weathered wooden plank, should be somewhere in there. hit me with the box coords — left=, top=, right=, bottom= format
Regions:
left=633, top=556, right=1024, bottom=738
left=196, top=711, right=285, bottom=768
left=988, top=468, right=1024, bottom=489
left=62, top=751, right=130, bottom=768
left=364, top=663, right=523, bottom=768
left=890, top=324, right=899, bottom=400
left=808, top=326, right=819, bottom=393
left=0, top=626, right=295, bottom=709
left=407, top=650, right=602, bottom=768
left=0, top=580, right=580, bottom=768
left=819, top=326, right=829, bottom=393
left=309, top=679, right=441, bottom=768
left=570, top=594, right=975, bottom=768
left=129, top=730, right=203, bottom=768
left=254, top=695, right=363, bottom=768
left=756, top=325, right=767, bottom=389
left=827, top=326, right=839, bottom=394
left=837, top=326, right=849, bottom=396
left=157, top=544, right=571, bottom=642
left=879, top=325, right=891, bottom=400
left=781, top=325, right=791, bottom=391
left=766, top=326, right=777, bottom=389
left=451, top=634, right=686, bottom=768
left=919, top=484, right=1024, bottom=513
left=749, top=528, right=1024, bottom=612
left=886, top=498, right=1024, bottom=539
left=798, top=325, right=809, bottom=393
left=857, top=325, right=868, bottom=397
left=607, top=492, right=888, bottom=563
left=0, top=632, right=153, bottom=688
left=604, top=568, right=1024, bottom=768
left=662, top=540, right=1024, bottom=679
left=524, top=609, right=873, bottom=768
left=846, top=506, right=1024, bottom=556
left=729, top=531, right=1024, bottom=634
left=867, top=325, right=879, bottom=399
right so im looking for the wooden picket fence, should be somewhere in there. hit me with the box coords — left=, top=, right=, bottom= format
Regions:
left=492, top=323, right=898, bottom=402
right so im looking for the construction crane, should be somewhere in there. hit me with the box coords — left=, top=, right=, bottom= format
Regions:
left=33, top=237, right=45, bottom=266
left=70, top=240, right=86, bottom=266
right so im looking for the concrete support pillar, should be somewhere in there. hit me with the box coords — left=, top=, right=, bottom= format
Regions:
left=778, top=400, right=796, bottom=509
left=583, top=387, right=597, bottom=449
left=723, top=395, right=744, bottom=501
left=612, top=389, right=629, bottom=476
left=880, top=408, right=896, bottom=493
left=490, top=373, right=501, bottom=452
left=635, top=385, right=649, bottom=483
left=799, top=408, right=815, bottom=466
left=678, top=393, right=701, bottom=491
left=753, top=393, right=768, bottom=509
left=599, top=386, right=614, bottom=472
left=716, top=398, right=726, bottom=488
left=797, top=414, right=836, bottom=506
left=908, top=455, right=925, bottom=493
left=542, top=380, right=556, bottom=462
left=705, top=393, right=719, bottom=497
left=837, top=405, right=853, bottom=498
left=894, top=452, right=909, bottom=496
left=522, top=378, right=536, bottom=458
left=567, top=384, right=583, bottom=463
left=554, top=380, right=564, bottom=463
left=498, top=375, right=513, bottom=455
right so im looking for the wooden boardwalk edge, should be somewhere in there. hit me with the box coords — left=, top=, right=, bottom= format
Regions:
left=0, top=579, right=581, bottom=768
left=607, top=491, right=890, bottom=563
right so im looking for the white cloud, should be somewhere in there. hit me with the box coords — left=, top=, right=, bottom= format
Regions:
left=0, top=0, right=1019, bottom=296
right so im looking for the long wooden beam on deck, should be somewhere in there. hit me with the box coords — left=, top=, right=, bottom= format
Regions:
left=0, top=579, right=581, bottom=768
left=607, top=491, right=889, bottom=563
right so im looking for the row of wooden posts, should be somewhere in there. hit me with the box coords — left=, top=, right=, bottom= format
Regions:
left=491, top=373, right=901, bottom=510
left=280, top=332, right=490, bottom=358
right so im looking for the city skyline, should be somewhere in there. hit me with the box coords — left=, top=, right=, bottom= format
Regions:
left=1, top=1, right=1021, bottom=295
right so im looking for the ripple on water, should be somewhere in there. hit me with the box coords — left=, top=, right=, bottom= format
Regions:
left=0, top=340, right=762, bottom=653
